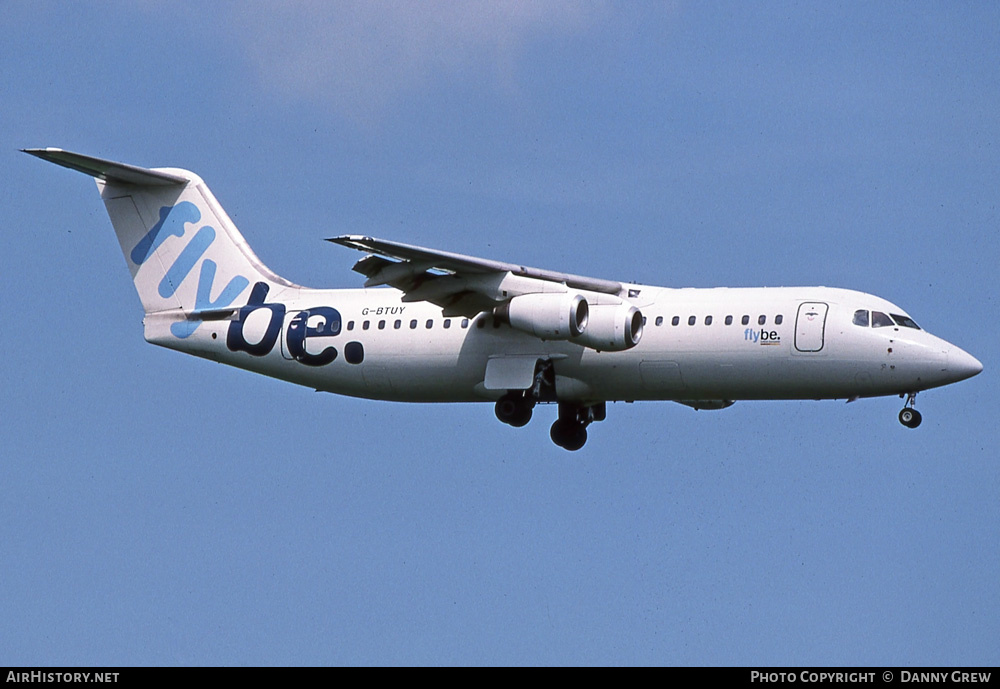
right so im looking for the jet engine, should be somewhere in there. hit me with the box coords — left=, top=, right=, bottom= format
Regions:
left=494, top=292, right=589, bottom=340
left=571, top=303, right=643, bottom=351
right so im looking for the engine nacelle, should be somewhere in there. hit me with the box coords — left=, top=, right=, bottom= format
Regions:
left=495, top=292, right=589, bottom=340
left=571, top=303, right=643, bottom=351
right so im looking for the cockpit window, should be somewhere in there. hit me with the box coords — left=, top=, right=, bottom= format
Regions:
left=871, top=311, right=894, bottom=328
left=853, top=309, right=869, bottom=327
left=891, top=314, right=920, bottom=330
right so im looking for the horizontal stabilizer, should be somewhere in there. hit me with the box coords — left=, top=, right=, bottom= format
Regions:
left=22, top=148, right=189, bottom=186
left=184, top=307, right=239, bottom=321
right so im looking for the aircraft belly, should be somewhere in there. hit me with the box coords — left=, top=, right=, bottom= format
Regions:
left=579, top=347, right=871, bottom=401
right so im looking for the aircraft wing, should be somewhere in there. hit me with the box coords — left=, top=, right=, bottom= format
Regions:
left=328, top=235, right=624, bottom=316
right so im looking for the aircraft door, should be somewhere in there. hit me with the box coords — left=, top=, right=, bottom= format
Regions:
left=795, top=302, right=828, bottom=352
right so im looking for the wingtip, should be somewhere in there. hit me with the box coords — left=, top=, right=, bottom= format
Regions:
left=327, top=235, right=373, bottom=246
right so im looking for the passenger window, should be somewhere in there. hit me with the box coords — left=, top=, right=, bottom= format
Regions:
left=477, top=319, right=486, bottom=329
left=362, top=320, right=370, bottom=330
left=461, top=318, right=469, bottom=329
left=642, top=316, right=647, bottom=326
left=426, top=319, right=434, bottom=329
left=655, top=316, right=663, bottom=326
left=378, top=320, right=386, bottom=330
left=742, top=315, right=750, bottom=326
left=758, top=315, right=766, bottom=326
left=872, top=311, right=894, bottom=328
left=347, top=321, right=355, bottom=331
left=688, top=316, right=696, bottom=326
left=672, top=316, right=680, bottom=326
left=891, top=314, right=921, bottom=329
left=444, top=319, right=451, bottom=329
left=853, top=310, right=869, bottom=327
left=394, top=320, right=401, bottom=329
left=410, top=319, right=418, bottom=329
left=705, top=316, right=713, bottom=325
left=725, top=315, right=733, bottom=326
left=775, top=315, right=783, bottom=325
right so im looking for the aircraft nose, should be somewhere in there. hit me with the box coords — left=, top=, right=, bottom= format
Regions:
left=948, top=346, right=983, bottom=383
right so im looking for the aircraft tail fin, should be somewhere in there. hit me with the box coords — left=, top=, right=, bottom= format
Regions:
left=24, top=148, right=294, bottom=338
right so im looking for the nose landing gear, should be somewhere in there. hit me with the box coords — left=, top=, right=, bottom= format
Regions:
left=898, top=392, right=922, bottom=429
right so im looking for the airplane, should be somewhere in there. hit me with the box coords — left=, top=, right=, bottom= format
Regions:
left=24, top=148, right=983, bottom=450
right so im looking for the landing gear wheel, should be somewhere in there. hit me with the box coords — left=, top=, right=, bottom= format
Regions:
left=899, top=408, right=922, bottom=429
left=550, top=419, right=587, bottom=451
left=509, top=406, right=532, bottom=427
left=495, top=393, right=534, bottom=427
left=898, top=392, right=922, bottom=429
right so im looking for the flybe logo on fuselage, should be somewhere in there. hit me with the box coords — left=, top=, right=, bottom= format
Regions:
left=226, top=282, right=343, bottom=366
left=744, top=328, right=781, bottom=345
left=133, top=202, right=250, bottom=339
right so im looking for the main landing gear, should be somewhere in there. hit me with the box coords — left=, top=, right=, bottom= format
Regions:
left=549, top=401, right=606, bottom=451
left=494, top=391, right=534, bottom=427
left=494, top=359, right=551, bottom=428
left=898, top=392, right=922, bottom=429
left=495, top=395, right=606, bottom=450
left=493, top=360, right=605, bottom=450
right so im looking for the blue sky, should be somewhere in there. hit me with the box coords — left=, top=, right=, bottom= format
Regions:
left=2, top=2, right=997, bottom=665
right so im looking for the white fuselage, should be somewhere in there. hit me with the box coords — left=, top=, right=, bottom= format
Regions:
left=145, top=283, right=980, bottom=406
